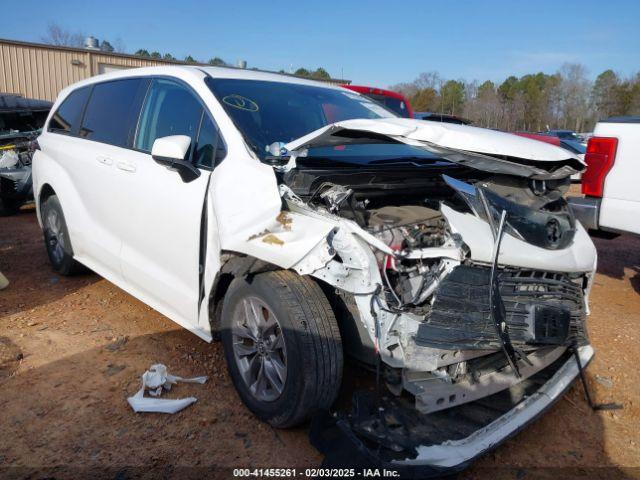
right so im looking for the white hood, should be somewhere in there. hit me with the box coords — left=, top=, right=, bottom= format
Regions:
left=285, top=118, right=585, bottom=179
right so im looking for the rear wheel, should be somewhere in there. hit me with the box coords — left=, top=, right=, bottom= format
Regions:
left=220, top=271, right=343, bottom=428
left=41, top=195, right=84, bottom=275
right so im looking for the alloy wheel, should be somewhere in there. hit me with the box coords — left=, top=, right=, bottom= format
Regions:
left=231, top=297, right=287, bottom=402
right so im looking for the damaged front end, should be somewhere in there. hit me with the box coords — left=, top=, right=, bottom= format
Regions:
left=258, top=119, right=596, bottom=471
left=0, top=133, right=38, bottom=214
left=0, top=94, right=52, bottom=215
left=210, top=114, right=597, bottom=472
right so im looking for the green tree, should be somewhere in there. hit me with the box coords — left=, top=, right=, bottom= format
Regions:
left=477, top=80, right=495, bottom=98
left=134, top=49, right=151, bottom=57
left=498, top=76, right=518, bottom=102
left=440, top=80, right=465, bottom=116
left=409, top=88, right=438, bottom=112
left=208, top=57, right=226, bottom=66
left=163, top=53, right=176, bottom=61
left=312, top=67, right=331, bottom=79
left=592, top=70, right=621, bottom=118
left=184, top=55, right=197, bottom=63
left=100, top=40, right=114, bottom=52
left=150, top=51, right=161, bottom=59
left=294, top=67, right=310, bottom=77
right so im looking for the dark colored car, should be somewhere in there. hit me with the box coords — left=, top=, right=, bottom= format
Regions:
left=341, top=85, right=413, bottom=118
left=542, top=129, right=585, bottom=143
left=0, top=94, right=52, bottom=215
left=413, top=111, right=472, bottom=125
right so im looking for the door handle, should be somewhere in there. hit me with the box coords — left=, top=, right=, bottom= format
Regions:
left=116, top=161, right=136, bottom=173
left=96, top=155, right=113, bottom=166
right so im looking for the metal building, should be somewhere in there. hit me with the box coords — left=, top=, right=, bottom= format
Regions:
left=0, top=38, right=349, bottom=102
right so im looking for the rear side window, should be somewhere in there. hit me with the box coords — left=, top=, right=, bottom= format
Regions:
left=48, top=87, right=91, bottom=135
left=135, top=79, right=203, bottom=156
left=80, top=79, right=148, bottom=147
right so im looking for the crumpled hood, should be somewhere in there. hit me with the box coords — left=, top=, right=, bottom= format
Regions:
left=285, top=118, right=585, bottom=180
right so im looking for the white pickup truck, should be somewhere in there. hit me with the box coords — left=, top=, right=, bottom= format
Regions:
left=569, top=116, right=640, bottom=235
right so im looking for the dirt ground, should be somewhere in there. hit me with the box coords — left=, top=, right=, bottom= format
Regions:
left=0, top=205, right=638, bottom=479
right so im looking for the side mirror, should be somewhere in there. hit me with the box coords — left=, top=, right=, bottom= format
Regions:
left=151, top=135, right=201, bottom=183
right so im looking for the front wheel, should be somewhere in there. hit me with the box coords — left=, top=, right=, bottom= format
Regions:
left=220, top=271, right=343, bottom=428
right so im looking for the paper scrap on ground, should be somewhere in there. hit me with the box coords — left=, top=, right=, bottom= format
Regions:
left=127, top=363, right=207, bottom=414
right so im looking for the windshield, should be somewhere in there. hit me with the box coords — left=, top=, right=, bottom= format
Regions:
left=206, top=78, right=396, bottom=159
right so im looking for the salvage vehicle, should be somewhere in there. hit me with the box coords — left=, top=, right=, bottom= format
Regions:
left=0, top=94, right=52, bottom=215
left=569, top=116, right=640, bottom=236
left=33, top=66, right=597, bottom=474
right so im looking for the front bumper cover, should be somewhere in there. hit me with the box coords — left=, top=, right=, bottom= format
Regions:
left=311, top=345, right=593, bottom=477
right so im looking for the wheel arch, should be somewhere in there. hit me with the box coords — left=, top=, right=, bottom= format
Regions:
left=207, top=252, right=373, bottom=365
left=207, top=252, right=281, bottom=338
left=36, top=183, right=57, bottom=226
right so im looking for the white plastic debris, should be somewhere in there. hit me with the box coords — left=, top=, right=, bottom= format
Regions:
left=0, top=150, right=19, bottom=169
left=127, top=363, right=207, bottom=414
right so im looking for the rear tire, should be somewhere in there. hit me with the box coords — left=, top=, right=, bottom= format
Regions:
left=41, top=195, right=84, bottom=275
left=220, top=270, right=343, bottom=428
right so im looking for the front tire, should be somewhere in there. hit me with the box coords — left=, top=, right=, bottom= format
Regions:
left=220, top=271, right=343, bottom=428
left=41, top=195, right=84, bottom=275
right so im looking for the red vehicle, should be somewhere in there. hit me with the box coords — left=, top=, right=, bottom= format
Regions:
left=513, top=132, right=562, bottom=146
left=341, top=84, right=413, bottom=118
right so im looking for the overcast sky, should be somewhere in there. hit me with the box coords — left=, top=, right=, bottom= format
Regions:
left=3, top=0, right=638, bottom=86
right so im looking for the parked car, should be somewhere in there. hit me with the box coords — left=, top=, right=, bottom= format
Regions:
left=0, top=94, right=52, bottom=215
left=34, top=66, right=595, bottom=474
left=569, top=116, right=640, bottom=236
left=542, top=129, right=585, bottom=144
left=341, top=84, right=413, bottom=118
left=514, top=132, right=585, bottom=181
left=413, top=111, right=472, bottom=125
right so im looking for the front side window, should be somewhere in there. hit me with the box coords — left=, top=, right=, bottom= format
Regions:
left=194, top=115, right=226, bottom=169
left=206, top=78, right=396, bottom=159
left=48, top=87, right=91, bottom=135
left=135, top=79, right=203, bottom=157
left=80, top=78, right=147, bottom=147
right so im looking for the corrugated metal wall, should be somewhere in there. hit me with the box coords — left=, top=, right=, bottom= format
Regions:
left=0, top=38, right=350, bottom=103
left=0, top=40, right=179, bottom=102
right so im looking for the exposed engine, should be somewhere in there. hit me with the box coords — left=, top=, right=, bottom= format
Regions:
left=283, top=166, right=587, bottom=359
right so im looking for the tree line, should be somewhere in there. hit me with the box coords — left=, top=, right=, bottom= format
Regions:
left=390, top=65, right=640, bottom=132
left=40, top=23, right=335, bottom=78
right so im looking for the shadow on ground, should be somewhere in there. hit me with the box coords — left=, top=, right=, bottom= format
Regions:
left=592, top=232, right=640, bottom=294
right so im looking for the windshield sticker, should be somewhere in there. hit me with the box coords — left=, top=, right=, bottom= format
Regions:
left=222, top=94, right=259, bottom=112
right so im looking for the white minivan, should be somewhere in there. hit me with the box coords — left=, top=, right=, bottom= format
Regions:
left=34, top=66, right=597, bottom=471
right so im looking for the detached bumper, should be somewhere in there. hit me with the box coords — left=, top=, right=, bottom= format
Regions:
left=568, top=196, right=600, bottom=231
left=312, top=345, right=594, bottom=477
left=398, top=344, right=593, bottom=469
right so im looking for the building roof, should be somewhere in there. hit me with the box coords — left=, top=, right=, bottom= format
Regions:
left=0, top=38, right=350, bottom=85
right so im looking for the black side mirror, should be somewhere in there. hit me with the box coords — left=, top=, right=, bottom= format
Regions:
left=151, top=135, right=201, bottom=183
